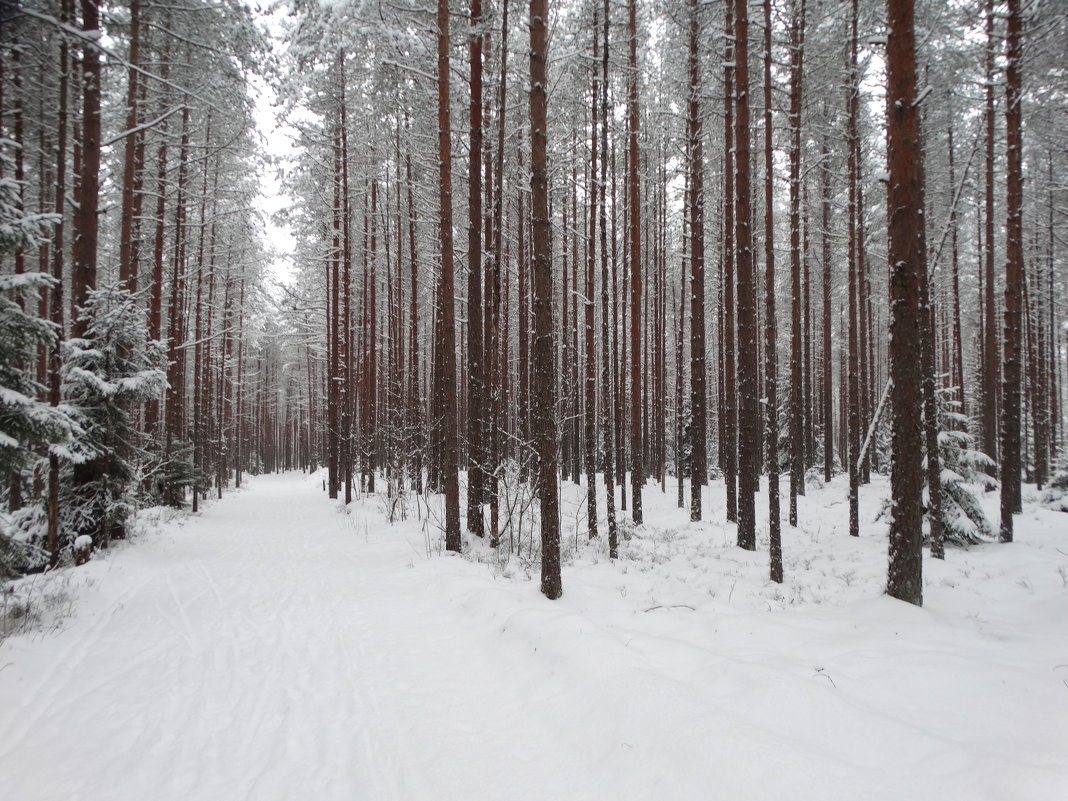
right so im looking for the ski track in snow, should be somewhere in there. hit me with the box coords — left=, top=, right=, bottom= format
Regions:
left=1, top=471, right=1066, bottom=801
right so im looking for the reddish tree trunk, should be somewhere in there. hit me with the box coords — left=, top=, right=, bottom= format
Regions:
left=1000, top=0, right=1024, bottom=539
left=763, top=0, right=782, bottom=582
left=71, top=0, right=103, bottom=338
left=886, top=0, right=925, bottom=606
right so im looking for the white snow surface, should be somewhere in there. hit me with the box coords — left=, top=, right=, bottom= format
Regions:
left=1, top=471, right=1066, bottom=800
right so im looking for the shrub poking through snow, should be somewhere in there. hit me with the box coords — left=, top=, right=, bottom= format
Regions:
left=1041, top=467, right=1068, bottom=513
left=73, top=535, right=93, bottom=566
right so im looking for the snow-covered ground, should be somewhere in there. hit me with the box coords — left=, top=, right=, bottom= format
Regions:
left=1, top=470, right=1065, bottom=800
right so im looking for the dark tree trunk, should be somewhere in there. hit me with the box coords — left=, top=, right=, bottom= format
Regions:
left=327, top=120, right=341, bottom=499
left=723, top=0, right=738, bottom=523
left=405, top=121, right=423, bottom=494
left=599, top=0, right=618, bottom=558
left=366, top=180, right=378, bottom=494
left=763, top=0, right=782, bottom=582
left=788, top=0, right=807, bottom=527
left=517, top=131, right=530, bottom=476
left=886, top=0, right=925, bottom=606
left=340, top=61, right=353, bottom=505
left=117, top=0, right=143, bottom=291
left=164, top=102, right=192, bottom=502
left=948, top=124, right=966, bottom=415
left=585, top=5, right=600, bottom=541
left=467, top=0, right=485, bottom=537
left=846, top=0, right=861, bottom=538
left=488, top=0, right=510, bottom=545
left=820, top=137, right=833, bottom=484
left=71, top=0, right=102, bottom=338
left=1000, top=0, right=1024, bottom=541
left=734, top=0, right=759, bottom=552
left=438, top=0, right=462, bottom=551
left=982, top=0, right=1000, bottom=468
left=687, top=0, right=707, bottom=523
left=529, top=0, right=562, bottom=599
left=46, top=0, right=73, bottom=564
left=627, top=0, right=643, bottom=526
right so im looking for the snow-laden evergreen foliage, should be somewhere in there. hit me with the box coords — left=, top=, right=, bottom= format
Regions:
left=933, top=395, right=996, bottom=545
left=60, top=286, right=167, bottom=547
left=0, top=273, right=77, bottom=479
left=160, top=440, right=195, bottom=508
left=0, top=139, right=57, bottom=257
left=1040, top=464, right=1068, bottom=512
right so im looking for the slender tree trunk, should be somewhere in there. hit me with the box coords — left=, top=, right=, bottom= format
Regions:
left=47, top=0, right=73, bottom=564
left=734, top=0, right=759, bottom=551
left=405, top=119, right=423, bottom=494
left=802, top=182, right=814, bottom=468
left=723, top=0, right=738, bottom=523
left=71, top=0, right=103, bottom=338
left=488, top=0, right=510, bottom=544
left=529, top=0, right=562, bottom=598
left=982, top=0, right=1000, bottom=468
left=340, top=59, right=353, bottom=505
left=585, top=6, right=600, bottom=540
left=599, top=0, right=618, bottom=557
left=327, top=124, right=341, bottom=499
left=165, top=102, right=192, bottom=502
left=571, top=165, right=582, bottom=485
left=948, top=124, right=966, bottom=415
left=846, top=0, right=861, bottom=538
left=763, top=0, right=782, bottom=582
left=467, top=0, right=486, bottom=536
left=367, top=180, right=379, bottom=494
left=687, top=0, right=707, bottom=523
left=626, top=0, right=643, bottom=525
left=145, top=68, right=170, bottom=438
left=438, top=0, right=462, bottom=550
left=1000, top=0, right=1024, bottom=540
left=820, top=137, right=833, bottom=484
left=117, top=0, right=143, bottom=291
left=517, top=131, right=530, bottom=475
left=788, top=0, right=807, bottom=527
left=920, top=213, right=944, bottom=560
left=1047, top=155, right=1060, bottom=460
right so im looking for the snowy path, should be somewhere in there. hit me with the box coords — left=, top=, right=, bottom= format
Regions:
left=2, top=471, right=1067, bottom=800
left=0, top=474, right=643, bottom=800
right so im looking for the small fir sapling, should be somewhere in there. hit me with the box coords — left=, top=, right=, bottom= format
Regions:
left=874, top=390, right=995, bottom=547
left=932, top=390, right=996, bottom=545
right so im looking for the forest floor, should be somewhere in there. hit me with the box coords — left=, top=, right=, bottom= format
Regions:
left=1, top=470, right=1066, bottom=800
